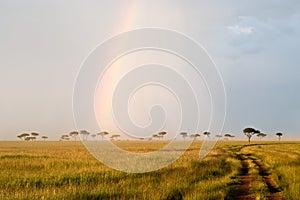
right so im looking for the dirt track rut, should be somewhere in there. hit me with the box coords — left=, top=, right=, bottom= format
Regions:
left=226, top=146, right=284, bottom=200
left=231, top=154, right=254, bottom=200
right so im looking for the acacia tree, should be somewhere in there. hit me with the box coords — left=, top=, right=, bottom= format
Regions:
left=152, top=134, right=159, bottom=140
left=180, top=132, right=188, bottom=140
left=203, top=131, right=211, bottom=138
left=257, top=132, right=267, bottom=140
left=224, top=133, right=235, bottom=140
left=31, top=132, right=39, bottom=140
left=110, top=134, right=120, bottom=140
left=243, top=128, right=260, bottom=142
left=41, top=136, right=48, bottom=141
left=17, top=133, right=29, bottom=140
left=276, top=132, right=283, bottom=141
left=158, top=131, right=167, bottom=140
left=69, top=131, right=79, bottom=141
left=190, top=133, right=200, bottom=140
left=97, top=131, right=109, bottom=140
left=80, top=130, right=90, bottom=141
left=60, top=134, right=69, bottom=141
left=91, top=134, right=97, bottom=139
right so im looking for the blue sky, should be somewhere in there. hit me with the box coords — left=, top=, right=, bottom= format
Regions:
left=0, top=1, right=299, bottom=140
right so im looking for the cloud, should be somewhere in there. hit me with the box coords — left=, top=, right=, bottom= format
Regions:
left=216, top=13, right=300, bottom=135
left=227, top=25, right=255, bottom=35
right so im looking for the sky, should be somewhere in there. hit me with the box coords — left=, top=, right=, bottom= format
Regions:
left=0, top=0, right=299, bottom=141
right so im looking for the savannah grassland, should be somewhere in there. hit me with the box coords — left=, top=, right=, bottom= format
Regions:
left=0, top=141, right=299, bottom=200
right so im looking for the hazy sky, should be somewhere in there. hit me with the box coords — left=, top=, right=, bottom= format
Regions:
left=0, top=0, right=299, bottom=140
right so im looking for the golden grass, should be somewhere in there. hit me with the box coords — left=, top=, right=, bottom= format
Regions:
left=0, top=141, right=299, bottom=199
left=241, top=142, right=300, bottom=200
left=0, top=141, right=239, bottom=200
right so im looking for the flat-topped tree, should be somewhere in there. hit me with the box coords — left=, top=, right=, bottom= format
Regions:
left=257, top=132, right=267, bottom=140
left=224, top=133, right=235, bottom=140
left=41, top=136, right=48, bottom=141
left=110, top=134, right=120, bottom=140
left=276, top=132, right=283, bottom=141
left=80, top=130, right=90, bottom=141
left=180, top=132, right=188, bottom=140
left=158, top=131, right=167, bottom=140
left=97, top=131, right=109, bottom=140
left=69, top=131, right=79, bottom=141
left=152, top=134, right=159, bottom=140
left=190, top=133, right=200, bottom=140
left=17, top=133, right=30, bottom=140
left=203, top=131, right=211, bottom=138
left=60, top=134, right=69, bottom=141
left=91, top=134, right=96, bottom=139
left=31, top=132, right=39, bottom=138
left=243, top=128, right=260, bottom=142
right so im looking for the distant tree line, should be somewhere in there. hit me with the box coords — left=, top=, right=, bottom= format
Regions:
left=17, top=128, right=284, bottom=142
left=17, top=132, right=48, bottom=141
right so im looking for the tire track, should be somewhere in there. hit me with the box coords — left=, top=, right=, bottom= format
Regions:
left=226, top=146, right=284, bottom=200
left=231, top=154, right=254, bottom=200
left=249, top=156, right=284, bottom=200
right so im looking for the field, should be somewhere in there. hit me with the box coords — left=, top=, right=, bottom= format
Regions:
left=0, top=141, right=299, bottom=200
